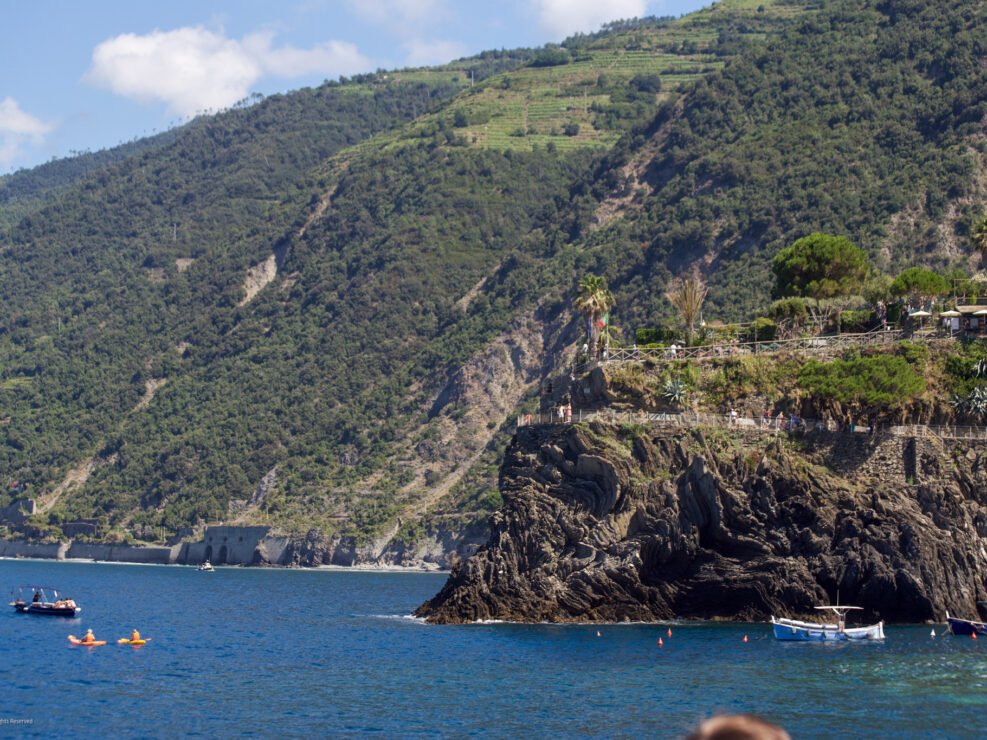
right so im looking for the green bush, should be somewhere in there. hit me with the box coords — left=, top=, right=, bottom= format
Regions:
left=769, top=298, right=810, bottom=323
left=798, top=355, right=926, bottom=412
left=530, top=47, right=571, bottom=67
left=840, top=310, right=876, bottom=333
left=741, top=317, right=777, bottom=342
left=630, top=73, right=663, bottom=93
left=636, top=327, right=681, bottom=344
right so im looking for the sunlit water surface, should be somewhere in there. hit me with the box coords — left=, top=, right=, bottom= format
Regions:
left=1, top=560, right=983, bottom=738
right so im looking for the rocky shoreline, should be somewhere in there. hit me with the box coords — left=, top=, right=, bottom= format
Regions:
left=416, top=422, right=987, bottom=624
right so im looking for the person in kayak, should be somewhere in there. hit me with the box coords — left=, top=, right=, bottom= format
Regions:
left=81, top=628, right=97, bottom=644
left=130, top=629, right=141, bottom=642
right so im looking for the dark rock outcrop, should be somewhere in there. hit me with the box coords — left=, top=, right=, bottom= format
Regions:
left=416, top=422, right=987, bottom=624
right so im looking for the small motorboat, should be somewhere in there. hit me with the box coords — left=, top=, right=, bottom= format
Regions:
left=10, top=586, right=81, bottom=617
left=771, top=605, right=884, bottom=641
left=945, top=612, right=987, bottom=636
left=198, top=560, right=214, bottom=572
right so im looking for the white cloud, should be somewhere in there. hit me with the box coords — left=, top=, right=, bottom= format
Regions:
left=0, top=98, right=52, bottom=137
left=347, top=0, right=447, bottom=31
left=533, top=0, right=648, bottom=40
left=243, top=32, right=368, bottom=77
left=0, top=97, right=53, bottom=170
left=346, top=0, right=462, bottom=68
left=403, top=38, right=468, bottom=67
left=86, top=27, right=372, bottom=117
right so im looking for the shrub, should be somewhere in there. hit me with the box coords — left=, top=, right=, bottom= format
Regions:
left=895, top=340, right=929, bottom=366
left=531, top=47, right=571, bottom=67
left=840, top=310, right=876, bottom=333
left=630, top=74, right=663, bottom=93
left=768, top=297, right=810, bottom=329
left=636, top=327, right=681, bottom=344
left=798, top=354, right=926, bottom=413
left=741, top=317, right=777, bottom=342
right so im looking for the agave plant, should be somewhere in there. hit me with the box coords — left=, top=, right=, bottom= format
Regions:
left=951, top=393, right=967, bottom=412
left=967, top=386, right=987, bottom=417
left=663, top=378, right=688, bottom=405
left=974, top=358, right=987, bottom=378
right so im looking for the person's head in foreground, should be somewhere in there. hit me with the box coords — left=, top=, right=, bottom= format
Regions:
left=686, top=714, right=790, bottom=740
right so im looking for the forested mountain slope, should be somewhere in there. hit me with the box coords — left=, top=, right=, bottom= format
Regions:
left=3, top=0, right=985, bottom=562
left=0, top=130, right=185, bottom=232
left=583, top=0, right=987, bottom=323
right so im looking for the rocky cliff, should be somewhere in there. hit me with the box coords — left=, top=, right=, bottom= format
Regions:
left=416, top=422, right=987, bottom=623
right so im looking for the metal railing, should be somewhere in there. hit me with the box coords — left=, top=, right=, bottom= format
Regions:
left=601, top=330, right=909, bottom=364
left=518, top=410, right=987, bottom=442
left=890, top=425, right=987, bottom=441
left=519, top=409, right=827, bottom=433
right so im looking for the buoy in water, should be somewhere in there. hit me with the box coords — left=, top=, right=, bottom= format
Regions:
left=931, top=629, right=936, bottom=638
left=743, top=635, right=749, bottom=643
left=973, top=632, right=978, bottom=640
left=596, top=631, right=601, bottom=637
left=658, top=637, right=664, bottom=647
left=667, top=628, right=672, bottom=638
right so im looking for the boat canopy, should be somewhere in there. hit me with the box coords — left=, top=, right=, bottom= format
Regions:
left=12, top=585, right=67, bottom=601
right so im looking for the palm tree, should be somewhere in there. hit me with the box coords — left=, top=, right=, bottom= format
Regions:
left=666, top=269, right=708, bottom=346
left=973, top=215, right=987, bottom=257
left=575, top=274, right=615, bottom=359
left=598, top=322, right=622, bottom=357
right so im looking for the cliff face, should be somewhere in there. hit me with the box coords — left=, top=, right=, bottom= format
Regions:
left=416, top=422, right=987, bottom=623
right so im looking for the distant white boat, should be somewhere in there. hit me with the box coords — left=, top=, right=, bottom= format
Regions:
left=198, top=560, right=214, bottom=572
left=771, top=606, right=884, bottom=641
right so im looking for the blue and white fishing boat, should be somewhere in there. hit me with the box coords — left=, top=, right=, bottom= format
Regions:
left=945, top=612, right=987, bottom=636
left=771, top=606, right=884, bottom=641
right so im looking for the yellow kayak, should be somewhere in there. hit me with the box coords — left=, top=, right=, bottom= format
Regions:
left=69, top=635, right=106, bottom=647
left=117, top=637, right=150, bottom=646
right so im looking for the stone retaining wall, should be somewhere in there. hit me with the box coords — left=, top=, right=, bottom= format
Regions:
left=0, top=539, right=66, bottom=559
left=0, top=526, right=283, bottom=566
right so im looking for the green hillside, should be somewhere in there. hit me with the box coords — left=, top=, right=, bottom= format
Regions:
left=583, top=0, right=987, bottom=324
left=2, top=0, right=985, bottom=558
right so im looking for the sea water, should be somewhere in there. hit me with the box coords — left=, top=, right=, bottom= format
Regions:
left=1, top=559, right=984, bottom=738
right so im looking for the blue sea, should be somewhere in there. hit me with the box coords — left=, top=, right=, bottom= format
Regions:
left=1, top=559, right=984, bottom=738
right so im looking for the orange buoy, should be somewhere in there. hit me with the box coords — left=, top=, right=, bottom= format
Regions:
left=743, top=635, right=749, bottom=643
left=667, top=628, right=672, bottom=638
left=973, top=632, right=978, bottom=640
left=658, top=637, right=664, bottom=646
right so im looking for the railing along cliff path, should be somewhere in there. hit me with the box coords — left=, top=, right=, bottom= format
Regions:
left=517, top=409, right=987, bottom=443
left=599, top=329, right=922, bottom=365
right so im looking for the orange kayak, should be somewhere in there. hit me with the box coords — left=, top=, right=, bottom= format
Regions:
left=68, top=635, right=106, bottom=647
left=117, top=638, right=148, bottom=646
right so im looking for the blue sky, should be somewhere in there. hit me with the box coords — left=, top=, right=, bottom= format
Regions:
left=0, top=0, right=710, bottom=174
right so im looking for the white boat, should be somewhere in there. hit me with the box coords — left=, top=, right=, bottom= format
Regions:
left=771, top=606, right=884, bottom=641
left=198, top=560, right=214, bottom=572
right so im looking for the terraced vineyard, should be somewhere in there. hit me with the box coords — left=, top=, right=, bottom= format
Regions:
left=342, top=0, right=813, bottom=154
